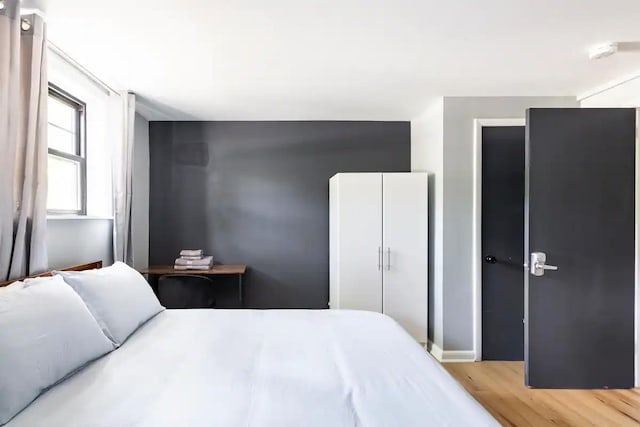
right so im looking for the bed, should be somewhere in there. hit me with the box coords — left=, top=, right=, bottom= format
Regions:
left=3, top=263, right=497, bottom=426
left=6, top=308, right=495, bottom=426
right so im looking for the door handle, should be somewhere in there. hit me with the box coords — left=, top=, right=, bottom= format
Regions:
left=485, top=255, right=497, bottom=264
left=530, top=252, right=558, bottom=276
left=386, top=248, right=391, bottom=271
left=378, top=247, right=382, bottom=271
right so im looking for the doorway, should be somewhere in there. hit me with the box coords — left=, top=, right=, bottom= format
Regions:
left=472, top=110, right=637, bottom=387
left=473, top=118, right=525, bottom=361
left=481, top=126, right=525, bottom=360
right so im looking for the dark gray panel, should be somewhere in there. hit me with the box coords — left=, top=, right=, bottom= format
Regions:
left=481, top=126, right=525, bottom=361
left=525, top=108, right=635, bottom=388
left=149, top=121, right=410, bottom=308
left=427, top=173, right=435, bottom=342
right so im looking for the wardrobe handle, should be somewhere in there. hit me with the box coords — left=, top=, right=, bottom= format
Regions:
left=378, top=247, right=382, bottom=271
left=387, top=248, right=391, bottom=270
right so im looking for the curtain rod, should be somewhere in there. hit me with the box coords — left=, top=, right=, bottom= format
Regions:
left=47, top=41, right=121, bottom=97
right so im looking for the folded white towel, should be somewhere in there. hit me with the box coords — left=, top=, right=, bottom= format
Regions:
left=173, top=265, right=212, bottom=271
left=180, top=249, right=203, bottom=257
left=175, top=256, right=213, bottom=267
left=180, top=255, right=203, bottom=260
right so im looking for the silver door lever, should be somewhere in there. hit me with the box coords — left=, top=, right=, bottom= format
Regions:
left=530, top=252, right=558, bottom=276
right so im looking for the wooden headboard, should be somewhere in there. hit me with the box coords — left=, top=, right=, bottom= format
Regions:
left=0, top=261, right=103, bottom=287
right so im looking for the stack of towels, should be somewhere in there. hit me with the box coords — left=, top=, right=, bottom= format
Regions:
left=174, top=249, right=214, bottom=270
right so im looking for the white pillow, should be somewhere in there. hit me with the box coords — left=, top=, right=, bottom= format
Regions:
left=54, top=262, right=164, bottom=346
left=0, top=275, right=115, bottom=425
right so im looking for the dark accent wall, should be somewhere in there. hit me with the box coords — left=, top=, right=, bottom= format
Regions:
left=149, top=121, right=410, bottom=309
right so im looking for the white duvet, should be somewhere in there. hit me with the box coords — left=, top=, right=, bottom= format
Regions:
left=8, top=309, right=497, bottom=427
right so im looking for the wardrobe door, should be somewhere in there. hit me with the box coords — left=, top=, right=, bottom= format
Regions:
left=330, top=173, right=383, bottom=312
left=382, top=173, right=428, bottom=342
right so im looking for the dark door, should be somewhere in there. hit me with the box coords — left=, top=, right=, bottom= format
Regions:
left=482, top=126, right=525, bottom=361
left=525, top=108, right=636, bottom=388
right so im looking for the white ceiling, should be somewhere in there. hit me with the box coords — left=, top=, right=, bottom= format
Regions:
left=35, top=0, right=640, bottom=120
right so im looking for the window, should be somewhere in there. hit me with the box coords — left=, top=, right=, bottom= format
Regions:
left=47, top=84, right=86, bottom=215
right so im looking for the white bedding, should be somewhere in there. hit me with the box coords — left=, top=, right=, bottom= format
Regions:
left=7, top=309, right=497, bottom=427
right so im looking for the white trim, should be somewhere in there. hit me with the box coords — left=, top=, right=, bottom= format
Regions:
left=135, top=98, right=175, bottom=121
left=48, top=42, right=120, bottom=96
left=428, top=341, right=475, bottom=362
left=578, top=70, right=640, bottom=102
left=441, top=351, right=476, bottom=363
left=19, top=8, right=46, bottom=19
left=472, top=118, right=526, bottom=362
left=427, top=340, right=444, bottom=361
left=46, top=215, right=114, bottom=221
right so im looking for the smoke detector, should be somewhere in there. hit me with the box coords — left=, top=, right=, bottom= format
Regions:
left=589, top=42, right=619, bottom=60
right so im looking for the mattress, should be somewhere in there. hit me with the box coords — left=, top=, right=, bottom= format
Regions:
left=7, top=309, right=497, bottom=426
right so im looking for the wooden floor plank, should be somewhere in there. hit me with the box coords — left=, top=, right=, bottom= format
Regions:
left=445, top=361, right=640, bottom=427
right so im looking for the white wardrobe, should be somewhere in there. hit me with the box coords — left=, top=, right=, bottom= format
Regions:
left=329, top=172, right=428, bottom=342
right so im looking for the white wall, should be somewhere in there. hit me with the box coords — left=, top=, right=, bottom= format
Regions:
left=581, top=77, right=640, bottom=108
left=441, top=96, right=578, bottom=352
left=412, top=96, right=580, bottom=356
left=46, top=49, right=152, bottom=271
left=580, top=79, right=640, bottom=387
left=46, top=49, right=117, bottom=269
left=47, top=218, right=113, bottom=269
left=49, top=50, right=113, bottom=217
left=411, top=98, right=444, bottom=349
left=132, top=113, right=150, bottom=270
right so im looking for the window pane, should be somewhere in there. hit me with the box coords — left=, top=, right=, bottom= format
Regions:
left=48, top=94, right=76, bottom=132
left=48, top=124, right=76, bottom=154
left=47, top=154, right=81, bottom=212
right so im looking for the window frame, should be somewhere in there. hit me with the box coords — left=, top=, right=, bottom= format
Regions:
left=47, top=83, right=87, bottom=216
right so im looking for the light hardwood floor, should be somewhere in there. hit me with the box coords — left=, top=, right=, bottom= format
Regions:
left=445, top=362, right=640, bottom=426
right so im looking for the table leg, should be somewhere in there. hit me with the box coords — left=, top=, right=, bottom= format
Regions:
left=146, top=274, right=159, bottom=296
left=238, top=274, right=243, bottom=306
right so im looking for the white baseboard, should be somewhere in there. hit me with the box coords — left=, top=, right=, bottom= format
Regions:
left=427, top=340, right=444, bottom=361
left=427, top=340, right=475, bottom=363
left=441, top=350, right=476, bottom=362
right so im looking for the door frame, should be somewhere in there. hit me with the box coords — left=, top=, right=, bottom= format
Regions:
left=472, top=113, right=640, bottom=386
left=472, top=118, right=526, bottom=361
left=635, top=108, right=640, bottom=387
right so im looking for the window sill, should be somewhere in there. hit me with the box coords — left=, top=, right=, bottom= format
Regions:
left=47, top=215, right=113, bottom=221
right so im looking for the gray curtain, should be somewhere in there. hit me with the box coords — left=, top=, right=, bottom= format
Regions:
left=112, top=92, right=136, bottom=265
left=0, top=1, right=48, bottom=280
